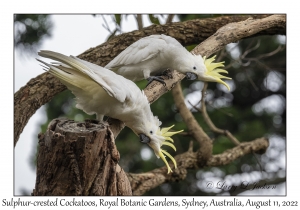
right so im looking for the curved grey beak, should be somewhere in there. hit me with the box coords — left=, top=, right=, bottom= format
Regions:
left=186, top=72, right=198, bottom=80
left=139, top=134, right=150, bottom=143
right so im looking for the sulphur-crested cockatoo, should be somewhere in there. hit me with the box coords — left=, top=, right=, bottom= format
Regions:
left=105, top=34, right=231, bottom=90
left=37, top=50, right=182, bottom=173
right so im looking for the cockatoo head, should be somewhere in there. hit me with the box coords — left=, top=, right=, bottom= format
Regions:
left=136, top=118, right=183, bottom=174
left=183, top=54, right=232, bottom=91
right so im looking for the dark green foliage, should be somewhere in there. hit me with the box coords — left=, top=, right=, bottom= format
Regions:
left=148, top=14, right=161, bottom=25
left=14, top=14, right=53, bottom=55
left=114, top=14, right=122, bottom=26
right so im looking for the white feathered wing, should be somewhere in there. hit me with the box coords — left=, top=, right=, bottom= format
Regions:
left=37, top=50, right=147, bottom=123
left=105, top=34, right=186, bottom=81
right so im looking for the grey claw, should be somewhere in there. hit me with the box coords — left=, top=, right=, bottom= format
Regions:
left=146, top=76, right=166, bottom=87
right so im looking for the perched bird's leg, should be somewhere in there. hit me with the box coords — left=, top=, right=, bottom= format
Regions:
left=146, top=76, right=166, bottom=87
left=96, top=114, right=104, bottom=122
left=144, top=69, right=166, bottom=87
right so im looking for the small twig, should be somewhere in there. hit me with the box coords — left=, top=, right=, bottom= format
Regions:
left=188, top=100, right=234, bottom=118
left=188, top=100, right=200, bottom=112
left=224, top=58, right=238, bottom=70
left=257, top=45, right=283, bottom=59
left=135, top=14, right=143, bottom=30
left=172, top=83, right=210, bottom=144
left=253, top=152, right=264, bottom=174
left=101, top=15, right=112, bottom=33
left=199, top=84, right=263, bottom=171
left=225, top=39, right=260, bottom=69
left=165, top=14, right=175, bottom=24
left=243, top=45, right=283, bottom=61
left=241, top=39, right=261, bottom=60
left=244, top=68, right=260, bottom=91
left=200, top=83, right=240, bottom=146
left=216, top=48, right=227, bottom=62
left=222, top=44, right=242, bottom=69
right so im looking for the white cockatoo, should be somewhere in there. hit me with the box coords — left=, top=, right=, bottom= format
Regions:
left=105, top=34, right=231, bottom=90
left=37, top=50, right=182, bottom=173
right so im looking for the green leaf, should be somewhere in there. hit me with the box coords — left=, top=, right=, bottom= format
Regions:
left=115, top=14, right=121, bottom=26
left=148, top=14, right=160, bottom=25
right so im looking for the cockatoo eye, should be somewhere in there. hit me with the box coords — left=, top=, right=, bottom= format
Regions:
left=193, top=66, right=196, bottom=70
left=150, top=131, right=153, bottom=134
left=139, top=133, right=151, bottom=143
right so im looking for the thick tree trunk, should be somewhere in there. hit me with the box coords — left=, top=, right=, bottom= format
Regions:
left=32, top=119, right=131, bottom=196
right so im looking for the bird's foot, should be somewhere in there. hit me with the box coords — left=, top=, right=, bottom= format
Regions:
left=146, top=76, right=166, bottom=87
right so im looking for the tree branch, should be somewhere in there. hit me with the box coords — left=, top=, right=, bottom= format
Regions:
left=171, top=83, right=212, bottom=164
left=192, top=14, right=286, bottom=56
left=165, top=14, right=175, bottom=24
left=128, top=137, right=269, bottom=195
left=136, top=14, right=143, bottom=30
left=200, top=83, right=240, bottom=146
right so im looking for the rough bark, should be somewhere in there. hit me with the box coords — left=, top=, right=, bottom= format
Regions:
left=32, top=119, right=131, bottom=196
left=14, top=14, right=286, bottom=146
left=192, top=14, right=286, bottom=56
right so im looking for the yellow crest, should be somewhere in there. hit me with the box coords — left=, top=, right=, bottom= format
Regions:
left=204, top=55, right=231, bottom=90
left=156, top=125, right=183, bottom=174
